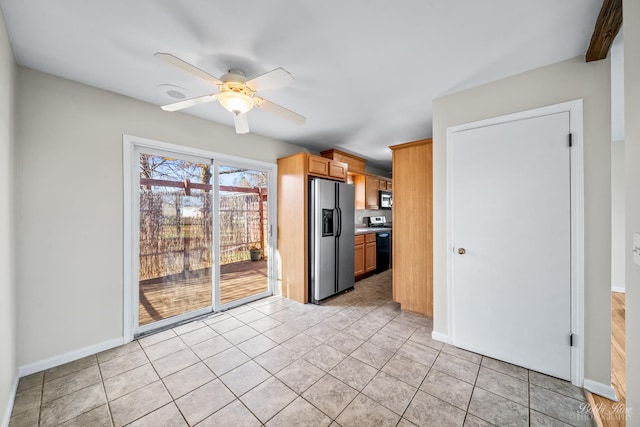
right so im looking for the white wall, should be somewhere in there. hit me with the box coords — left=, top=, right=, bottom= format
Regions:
left=623, top=0, right=640, bottom=417
left=432, top=56, right=612, bottom=387
left=15, top=67, right=305, bottom=367
left=0, top=7, right=17, bottom=425
left=611, top=32, right=624, bottom=142
left=611, top=140, right=625, bottom=291
left=611, top=30, right=625, bottom=293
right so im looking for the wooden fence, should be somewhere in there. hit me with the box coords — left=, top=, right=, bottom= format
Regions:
left=139, top=182, right=267, bottom=281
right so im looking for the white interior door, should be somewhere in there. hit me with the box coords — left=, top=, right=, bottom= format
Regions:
left=451, top=112, right=572, bottom=380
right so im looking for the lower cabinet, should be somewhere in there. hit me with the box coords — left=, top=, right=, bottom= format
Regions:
left=354, top=236, right=365, bottom=276
left=365, top=234, right=377, bottom=273
left=355, top=233, right=377, bottom=279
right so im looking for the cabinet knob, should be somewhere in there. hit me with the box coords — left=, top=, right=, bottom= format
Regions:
left=457, top=248, right=466, bottom=255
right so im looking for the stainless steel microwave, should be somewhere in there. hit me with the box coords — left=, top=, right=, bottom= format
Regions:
left=379, top=191, right=392, bottom=209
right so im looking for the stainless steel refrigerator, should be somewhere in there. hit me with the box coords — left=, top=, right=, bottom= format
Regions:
left=309, top=178, right=355, bottom=303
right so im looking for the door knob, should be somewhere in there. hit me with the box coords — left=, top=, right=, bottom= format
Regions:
left=457, top=248, right=466, bottom=255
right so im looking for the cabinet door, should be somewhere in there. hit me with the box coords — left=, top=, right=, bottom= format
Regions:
left=354, top=243, right=365, bottom=277
left=386, top=180, right=393, bottom=191
left=365, top=240, right=377, bottom=273
left=365, top=175, right=379, bottom=209
left=379, top=180, right=387, bottom=190
left=308, top=155, right=329, bottom=177
left=329, top=161, right=347, bottom=180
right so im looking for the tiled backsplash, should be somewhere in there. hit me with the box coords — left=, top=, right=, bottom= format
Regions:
left=354, top=209, right=392, bottom=225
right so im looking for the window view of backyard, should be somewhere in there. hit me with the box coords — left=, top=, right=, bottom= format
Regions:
left=218, top=165, right=269, bottom=305
left=138, top=153, right=269, bottom=326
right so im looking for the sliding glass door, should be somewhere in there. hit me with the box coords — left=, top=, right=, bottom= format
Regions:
left=217, top=164, right=270, bottom=309
left=135, top=148, right=214, bottom=332
left=129, top=141, right=275, bottom=336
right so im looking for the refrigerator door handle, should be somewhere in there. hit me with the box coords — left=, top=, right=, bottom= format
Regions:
left=335, top=206, right=341, bottom=294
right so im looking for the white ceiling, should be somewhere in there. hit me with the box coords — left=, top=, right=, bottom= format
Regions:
left=0, top=0, right=602, bottom=170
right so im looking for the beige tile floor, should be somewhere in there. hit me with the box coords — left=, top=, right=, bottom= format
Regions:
left=9, top=270, right=595, bottom=426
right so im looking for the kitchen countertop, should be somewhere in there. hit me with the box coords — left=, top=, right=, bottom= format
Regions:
left=354, top=227, right=392, bottom=235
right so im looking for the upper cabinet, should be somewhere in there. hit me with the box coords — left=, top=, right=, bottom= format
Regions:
left=378, top=178, right=392, bottom=191
left=321, top=149, right=365, bottom=174
left=307, top=154, right=348, bottom=181
left=353, top=174, right=380, bottom=210
left=353, top=174, right=393, bottom=210
left=321, top=149, right=391, bottom=210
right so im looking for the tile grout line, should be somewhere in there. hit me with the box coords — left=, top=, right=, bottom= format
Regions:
left=38, top=371, right=44, bottom=426
left=528, top=368, right=532, bottom=427
left=143, top=338, right=192, bottom=427
left=95, top=358, right=116, bottom=427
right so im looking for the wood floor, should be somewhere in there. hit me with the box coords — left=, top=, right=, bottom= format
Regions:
left=139, top=260, right=268, bottom=326
left=589, top=291, right=626, bottom=427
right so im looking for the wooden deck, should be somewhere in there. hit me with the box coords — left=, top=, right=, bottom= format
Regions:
left=139, top=260, right=268, bottom=325
left=589, top=292, right=626, bottom=426
left=219, top=259, right=269, bottom=305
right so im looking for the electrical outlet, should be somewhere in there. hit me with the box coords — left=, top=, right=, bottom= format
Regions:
left=634, top=233, right=640, bottom=266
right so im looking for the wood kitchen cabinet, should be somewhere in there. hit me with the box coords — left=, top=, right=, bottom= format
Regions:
left=307, top=154, right=347, bottom=180
left=364, top=233, right=377, bottom=273
left=320, top=149, right=366, bottom=174
left=390, top=139, right=432, bottom=317
left=354, top=232, right=377, bottom=279
left=277, top=152, right=347, bottom=303
left=365, top=176, right=379, bottom=209
left=353, top=174, right=381, bottom=209
left=354, top=235, right=365, bottom=276
left=379, top=179, right=392, bottom=191
left=323, top=148, right=391, bottom=209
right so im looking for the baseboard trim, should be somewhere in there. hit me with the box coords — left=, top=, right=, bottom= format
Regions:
left=584, top=379, right=618, bottom=401
left=611, top=286, right=625, bottom=293
left=18, top=337, right=125, bottom=378
left=1, top=373, right=18, bottom=427
left=431, top=331, right=451, bottom=344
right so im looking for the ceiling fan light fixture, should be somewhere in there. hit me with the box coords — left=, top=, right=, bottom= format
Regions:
left=217, top=91, right=254, bottom=115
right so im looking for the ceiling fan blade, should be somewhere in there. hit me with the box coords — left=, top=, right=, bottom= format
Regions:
left=254, top=97, right=306, bottom=125
left=155, top=52, right=223, bottom=85
left=246, top=68, right=294, bottom=92
left=234, top=113, right=250, bottom=134
left=161, top=94, right=218, bottom=112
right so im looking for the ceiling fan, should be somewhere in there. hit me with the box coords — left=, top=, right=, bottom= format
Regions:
left=155, top=52, right=306, bottom=134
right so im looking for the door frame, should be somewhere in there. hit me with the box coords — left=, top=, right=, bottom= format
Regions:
left=446, top=99, right=584, bottom=386
left=123, top=134, right=278, bottom=342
